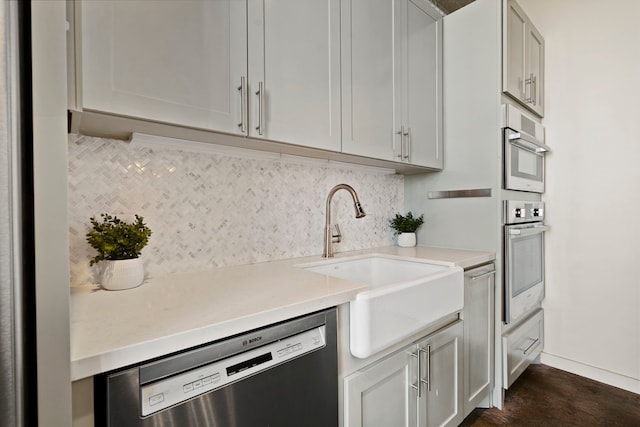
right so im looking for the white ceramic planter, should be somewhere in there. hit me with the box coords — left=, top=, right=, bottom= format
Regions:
left=397, top=232, right=417, bottom=248
left=101, top=258, right=144, bottom=291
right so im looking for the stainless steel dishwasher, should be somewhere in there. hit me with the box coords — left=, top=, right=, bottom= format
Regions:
left=95, top=308, right=338, bottom=427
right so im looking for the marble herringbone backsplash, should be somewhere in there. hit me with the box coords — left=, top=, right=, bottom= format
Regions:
left=68, top=134, right=404, bottom=286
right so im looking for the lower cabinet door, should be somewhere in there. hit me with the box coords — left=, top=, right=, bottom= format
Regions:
left=344, top=346, right=418, bottom=427
left=417, top=321, right=463, bottom=427
left=463, top=264, right=495, bottom=416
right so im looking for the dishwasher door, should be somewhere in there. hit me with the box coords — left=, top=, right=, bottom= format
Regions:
left=95, top=308, right=338, bottom=427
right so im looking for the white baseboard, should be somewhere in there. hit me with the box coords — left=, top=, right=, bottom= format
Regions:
left=541, top=352, right=640, bottom=395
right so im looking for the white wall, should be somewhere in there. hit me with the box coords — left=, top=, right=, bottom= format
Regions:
left=519, top=0, right=640, bottom=392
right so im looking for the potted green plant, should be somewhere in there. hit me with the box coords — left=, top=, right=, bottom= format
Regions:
left=86, top=213, right=152, bottom=290
left=389, top=211, right=424, bottom=247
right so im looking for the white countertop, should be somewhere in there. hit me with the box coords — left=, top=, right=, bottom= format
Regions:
left=70, top=246, right=494, bottom=381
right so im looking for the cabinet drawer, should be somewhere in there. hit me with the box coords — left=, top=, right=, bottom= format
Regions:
left=502, top=309, right=543, bottom=389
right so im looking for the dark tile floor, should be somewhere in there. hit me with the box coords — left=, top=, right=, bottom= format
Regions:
left=460, top=364, right=640, bottom=426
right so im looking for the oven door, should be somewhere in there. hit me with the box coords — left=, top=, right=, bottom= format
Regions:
left=504, top=128, right=550, bottom=193
left=504, top=222, right=549, bottom=323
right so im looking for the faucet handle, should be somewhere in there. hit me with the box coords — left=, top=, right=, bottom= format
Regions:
left=332, top=224, right=342, bottom=243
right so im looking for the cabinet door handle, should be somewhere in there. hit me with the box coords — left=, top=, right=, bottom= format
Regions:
left=532, top=75, right=537, bottom=106
left=396, top=126, right=404, bottom=160
left=403, top=128, right=411, bottom=161
left=410, top=350, right=421, bottom=397
left=524, top=73, right=534, bottom=104
left=237, top=76, right=247, bottom=133
left=469, top=270, right=496, bottom=281
left=419, top=347, right=430, bottom=393
left=255, top=81, right=264, bottom=135
left=425, top=345, right=432, bottom=391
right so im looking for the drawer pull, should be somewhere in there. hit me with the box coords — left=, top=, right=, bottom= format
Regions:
left=469, top=270, right=496, bottom=281
left=523, top=338, right=540, bottom=355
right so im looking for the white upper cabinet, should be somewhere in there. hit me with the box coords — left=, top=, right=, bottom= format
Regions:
left=404, top=0, right=443, bottom=168
left=526, top=23, right=544, bottom=114
left=340, top=0, right=400, bottom=162
left=78, top=0, right=340, bottom=151
left=79, top=0, right=248, bottom=135
left=341, top=0, right=443, bottom=169
left=74, top=0, right=443, bottom=171
left=503, top=0, right=545, bottom=117
left=247, top=0, right=341, bottom=151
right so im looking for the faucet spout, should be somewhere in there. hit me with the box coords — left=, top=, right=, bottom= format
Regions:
left=323, top=184, right=366, bottom=258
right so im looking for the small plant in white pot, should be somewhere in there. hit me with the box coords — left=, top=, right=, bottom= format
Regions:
left=86, top=213, right=152, bottom=290
left=389, top=212, right=424, bottom=248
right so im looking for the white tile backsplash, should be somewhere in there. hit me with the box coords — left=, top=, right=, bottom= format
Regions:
left=68, top=134, right=404, bottom=286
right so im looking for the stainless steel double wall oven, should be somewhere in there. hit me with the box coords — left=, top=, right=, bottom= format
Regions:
left=502, top=104, right=550, bottom=326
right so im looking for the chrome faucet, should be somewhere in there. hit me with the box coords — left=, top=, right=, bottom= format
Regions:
left=323, top=184, right=366, bottom=258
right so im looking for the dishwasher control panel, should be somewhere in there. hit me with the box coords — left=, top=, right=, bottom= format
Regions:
left=140, top=325, right=326, bottom=416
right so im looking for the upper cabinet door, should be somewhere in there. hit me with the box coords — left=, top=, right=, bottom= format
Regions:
left=504, top=0, right=526, bottom=101
left=526, top=24, right=545, bottom=116
left=247, top=0, right=341, bottom=151
left=341, top=0, right=400, bottom=161
left=79, top=0, right=248, bottom=135
left=342, top=0, right=443, bottom=168
left=404, top=0, right=443, bottom=169
left=503, top=0, right=545, bottom=117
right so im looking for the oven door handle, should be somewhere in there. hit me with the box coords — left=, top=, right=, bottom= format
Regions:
left=509, top=225, right=550, bottom=236
left=508, top=130, right=551, bottom=153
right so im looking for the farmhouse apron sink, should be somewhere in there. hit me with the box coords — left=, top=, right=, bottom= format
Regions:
left=300, top=254, right=463, bottom=358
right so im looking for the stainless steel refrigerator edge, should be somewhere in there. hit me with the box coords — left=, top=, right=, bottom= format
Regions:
left=1, top=1, right=29, bottom=424
left=1, top=1, right=72, bottom=425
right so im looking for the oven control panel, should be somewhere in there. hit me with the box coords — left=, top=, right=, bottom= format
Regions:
left=504, top=201, right=545, bottom=224
left=139, top=325, right=326, bottom=416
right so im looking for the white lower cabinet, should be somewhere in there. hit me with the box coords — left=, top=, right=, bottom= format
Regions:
left=344, top=321, right=463, bottom=427
left=462, top=264, right=495, bottom=416
left=344, top=348, right=417, bottom=427
left=417, top=322, right=464, bottom=427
